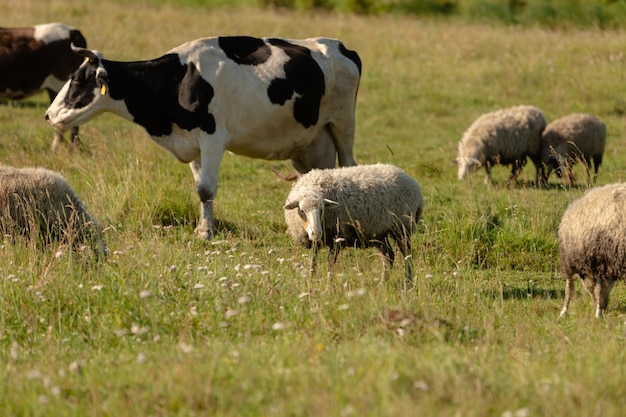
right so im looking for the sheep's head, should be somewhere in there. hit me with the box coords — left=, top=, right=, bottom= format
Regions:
left=541, top=143, right=567, bottom=175
left=455, top=156, right=481, bottom=180
left=284, top=188, right=338, bottom=242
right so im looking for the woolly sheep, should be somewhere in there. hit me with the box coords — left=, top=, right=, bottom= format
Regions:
left=0, top=164, right=107, bottom=254
left=283, top=164, right=423, bottom=281
left=539, top=113, right=606, bottom=186
left=558, top=183, right=626, bottom=318
left=454, top=105, right=547, bottom=186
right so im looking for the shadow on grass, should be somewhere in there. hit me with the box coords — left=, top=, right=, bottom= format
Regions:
left=487, top=285, right=564, bottom=300
left=501, top=179, right=591, bottom=191
left=214, top=217, right=239, bottom=235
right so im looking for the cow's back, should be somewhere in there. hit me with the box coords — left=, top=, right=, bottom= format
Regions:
left=167, top=36, right=361, bottom=159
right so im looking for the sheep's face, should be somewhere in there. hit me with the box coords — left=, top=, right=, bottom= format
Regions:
left=456, top=156, right=481, bottom=180
left=284, top=193, right=338, bottom=243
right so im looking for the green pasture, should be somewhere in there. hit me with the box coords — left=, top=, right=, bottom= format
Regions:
left=2, top=1, right=626, bottom=416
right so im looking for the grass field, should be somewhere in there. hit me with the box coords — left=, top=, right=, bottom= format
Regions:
left=2, top=1, right=626, bottom=416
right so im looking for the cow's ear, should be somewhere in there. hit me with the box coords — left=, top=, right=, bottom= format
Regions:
left=71, top=44, right=101, bottom=64
left=96, top=67, right=108, bottom=95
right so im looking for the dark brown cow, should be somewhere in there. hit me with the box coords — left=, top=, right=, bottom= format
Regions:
left=0, top=22, right=86, bottom=149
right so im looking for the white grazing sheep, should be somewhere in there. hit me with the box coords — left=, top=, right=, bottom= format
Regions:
left=558, top=183, right=626, bottom=318
left=0, top=164, right=107, bottom=254
left=539, top=113, right=606, bottom=186
left=284, top=164, right=423, bottom=281
left=454, top=105, right=547, bottom=186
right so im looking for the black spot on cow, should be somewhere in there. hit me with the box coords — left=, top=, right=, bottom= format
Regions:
left=267, top=38, right=325, bottom=128
left=218, top=36, right=272, bottom=66
left=105, top=54, right=216, bottom=137
left=175, top=63, right=216, bottom=133
left=339, top=42, right=362, bottom=75
left=267, top=78, right=293, bottom=105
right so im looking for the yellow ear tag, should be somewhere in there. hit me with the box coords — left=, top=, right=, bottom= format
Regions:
left=100, top=84, right=107, bottom=96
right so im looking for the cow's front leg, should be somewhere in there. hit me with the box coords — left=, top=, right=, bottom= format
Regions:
left=190, top=135, right=227, bottom=240
left=189, top=149, right=223, bottom=240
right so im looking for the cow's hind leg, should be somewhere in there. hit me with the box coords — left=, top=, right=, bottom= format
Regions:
left=291, top=127, right=337, bottom=173
left=328, top=122, right=357, bottom=167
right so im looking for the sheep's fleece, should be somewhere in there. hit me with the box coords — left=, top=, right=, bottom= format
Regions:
left=456, top=105, right=546, bottom=184
left=558, top=182, right=626, bottom=318
left=0, top=164, right=106, bottom=252
left=539, top=113, right=606, bottom=184
left=284, top=163, right=423, bottom=248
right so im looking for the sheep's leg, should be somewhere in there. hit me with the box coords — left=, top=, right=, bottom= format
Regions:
left=534, top=164, right=542, bottom=188
left=396, top=236, right=414, bottom=283
left=592, top=155, right=602, bottom=183
left=483, top=164, right=493, bottom=187
left=595, top=278, right=615, bottom=319
left=580, top=274, right=599, bottom=316
left=543, top=165, right=553, bottom=187
left=506, top=160, right=525, bottom=187
left=376, top=238, right=395, bottom=282
left=594, top=281, right=604, bottom=318
left=327, top=244, right=340, bottom=277
left=560, top=274, right=576, bottom=317
left=309, top=244, right=319, bottom=275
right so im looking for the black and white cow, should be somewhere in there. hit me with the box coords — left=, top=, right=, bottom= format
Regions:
left=45, top=36, right=362, bottom=239
left=0, top=23, right=87, bottom=149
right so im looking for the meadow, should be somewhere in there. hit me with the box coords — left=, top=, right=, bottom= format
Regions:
left=2, top=1, right=626, bottom=416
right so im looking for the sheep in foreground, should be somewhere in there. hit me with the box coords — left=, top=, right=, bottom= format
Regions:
left=539, top=113, right=606, bottom=186
left=284, top=164, right=423, bottom=281
left=558, top=183, right=626, bottom=318
left=454, top=105, right=547, bottom=186
left=0, top=164, right=107, bottom=254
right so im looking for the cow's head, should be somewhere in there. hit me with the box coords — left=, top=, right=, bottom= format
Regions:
left=45, top=45, right=114, bottom=131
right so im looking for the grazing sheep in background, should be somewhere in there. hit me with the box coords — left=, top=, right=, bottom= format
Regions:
left=0, top=164, right=107, bottom=255
left=558, top=183, right=626, bottom=318
left=539, top=113, right=606, bottom=186
left=454, top=105, right=547, bottom=186
left=284, top=164, right=423, bottom=281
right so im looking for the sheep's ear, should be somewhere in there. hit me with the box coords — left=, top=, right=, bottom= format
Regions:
left=323, top=198, right=339, bottom=209
left=284, top=201, right=299, bottom=210
left=451, top=158, right=459, bottom=166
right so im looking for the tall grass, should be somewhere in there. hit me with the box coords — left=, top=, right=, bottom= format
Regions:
left=2, top=1, right=626, bottom=416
